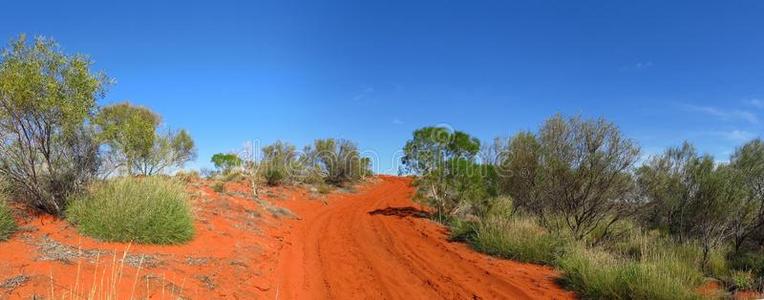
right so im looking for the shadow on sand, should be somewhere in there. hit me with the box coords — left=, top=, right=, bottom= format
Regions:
left=368, top=206, right=430, bottom=219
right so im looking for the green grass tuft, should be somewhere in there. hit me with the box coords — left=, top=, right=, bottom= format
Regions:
left=468, top=216, right=566, bottom=265
left=67, top=177, right=195, bottom=245
left=557, top=245, right=703, bottom=300
left=0, top=199, right=17, bottom=241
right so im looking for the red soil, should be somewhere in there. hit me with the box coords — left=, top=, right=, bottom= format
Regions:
left=0, top=176, right=573, bottom=299
left=274, top=176, right=573, bottom=299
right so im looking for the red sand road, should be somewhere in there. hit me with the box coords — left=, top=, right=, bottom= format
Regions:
left=274, top=176, right=573, bottom=299
left=0, top=176, right=572, bottom=299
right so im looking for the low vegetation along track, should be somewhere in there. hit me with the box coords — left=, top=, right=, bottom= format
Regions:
left=274, top=176, right=573, bottom=299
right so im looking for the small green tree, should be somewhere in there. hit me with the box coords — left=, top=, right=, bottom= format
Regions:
left=211, top=153, right=242, bottom=175
left=0, top=35, right=107, bottom=214
left=95, top=102, right=160, bottom=175
left=402, top=127, right=495, bottom=218
left=401, top=127, right=481, bottom=175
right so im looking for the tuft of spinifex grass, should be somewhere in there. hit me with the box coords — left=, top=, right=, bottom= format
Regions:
left=0, top=199, right=17, bottom=241
left=557, top=244, right=704, bottom=300
left=465, top=215, right=567, bottom=265
left=67, top=177, right=194, bottom=245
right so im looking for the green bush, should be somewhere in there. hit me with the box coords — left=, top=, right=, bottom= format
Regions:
left=264, top=168, right=285, bottom=186
left=469, top=216, right=566, bottom=265
left=261, top=141, right=301, bottom=186
left=67, top=177, right=194, bottom=244
left=223, top=171, right=245, bottom=182
left=729, top=250, right=764, bottom=278
left=0, top=200, right=17, bottom=241
left=212, top=181, right=225, bottom=193
left=305, top=138, right=372, bottom=186
left=730, top=270, right=755, bottom=290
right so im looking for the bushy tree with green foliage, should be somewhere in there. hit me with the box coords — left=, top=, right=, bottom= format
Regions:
left=211, top=153, right=242, bottom=175
left=305, top=138, right=371, bottom=186
left=95, top=102, right=160, bottom=175
left=494, top=115, right=641, bottom=240
left=0, top=35, right=106, bottom=214
left=401, top=127, right=481, bottom=175
left=537, top=115, right=640, bottom=240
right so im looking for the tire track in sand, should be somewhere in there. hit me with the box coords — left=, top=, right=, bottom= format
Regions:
left=274, top=176, right=574, bottom=299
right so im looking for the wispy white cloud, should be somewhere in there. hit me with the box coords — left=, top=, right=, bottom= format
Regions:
left=635, top=61, right=654, bottom=69
left=683, top=104, right=759, bottom=124
left=620, top=61, right=654, bottom=71
left=392, top=118, right=404, bottom=125
left=747, top=99, right=764, bottom=109
left=352, top=87, right=375, bottom=102
left=714, top=129, right=756, bottom=142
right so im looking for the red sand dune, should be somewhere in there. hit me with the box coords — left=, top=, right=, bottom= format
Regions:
left=0, top=176, right=573, bottom=299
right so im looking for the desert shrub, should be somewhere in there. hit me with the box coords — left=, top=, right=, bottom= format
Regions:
left=730, top=270, right=755, bottom=290
left=212, top=181, right=225, bottom=193
left=66, top=177, right=194, bottom=244
left=402, top=127, right=498, bottom=219
left=174, top=170, right=200, bottom=182
left=495, top=115, right=641, bottom=241
left=223, top=171, right=245, bottom=182
left=211, top=153, right=242, bottom=176
left=316, top=183, right=332, bottom=194
left=304, top=139, right=372, bottom=186
left=730, top=251, right=764, bottom=279
left=415, top=158, right=497, bottom=219
left=447, top=218, right=477, bottom=242
left=261, top=141, right=301, bottom=186
left=264, top=168, right=285, bottom=186
left=0, top=199, right=16, bottom=241
left=0, top=35, right=105, bottom=215
left=728, top=139, right=764, bottom=251
left=557, top=245, right=703, bottom=300
left=638, top=142, right=745, bottom=268
left=470, top=215, right=565, bottom=265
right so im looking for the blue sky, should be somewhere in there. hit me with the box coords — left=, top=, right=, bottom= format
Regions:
left=2, top=1, right=763, bottom=172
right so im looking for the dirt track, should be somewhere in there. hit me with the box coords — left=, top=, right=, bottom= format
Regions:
left=274, top=176, right=573, bottom=299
